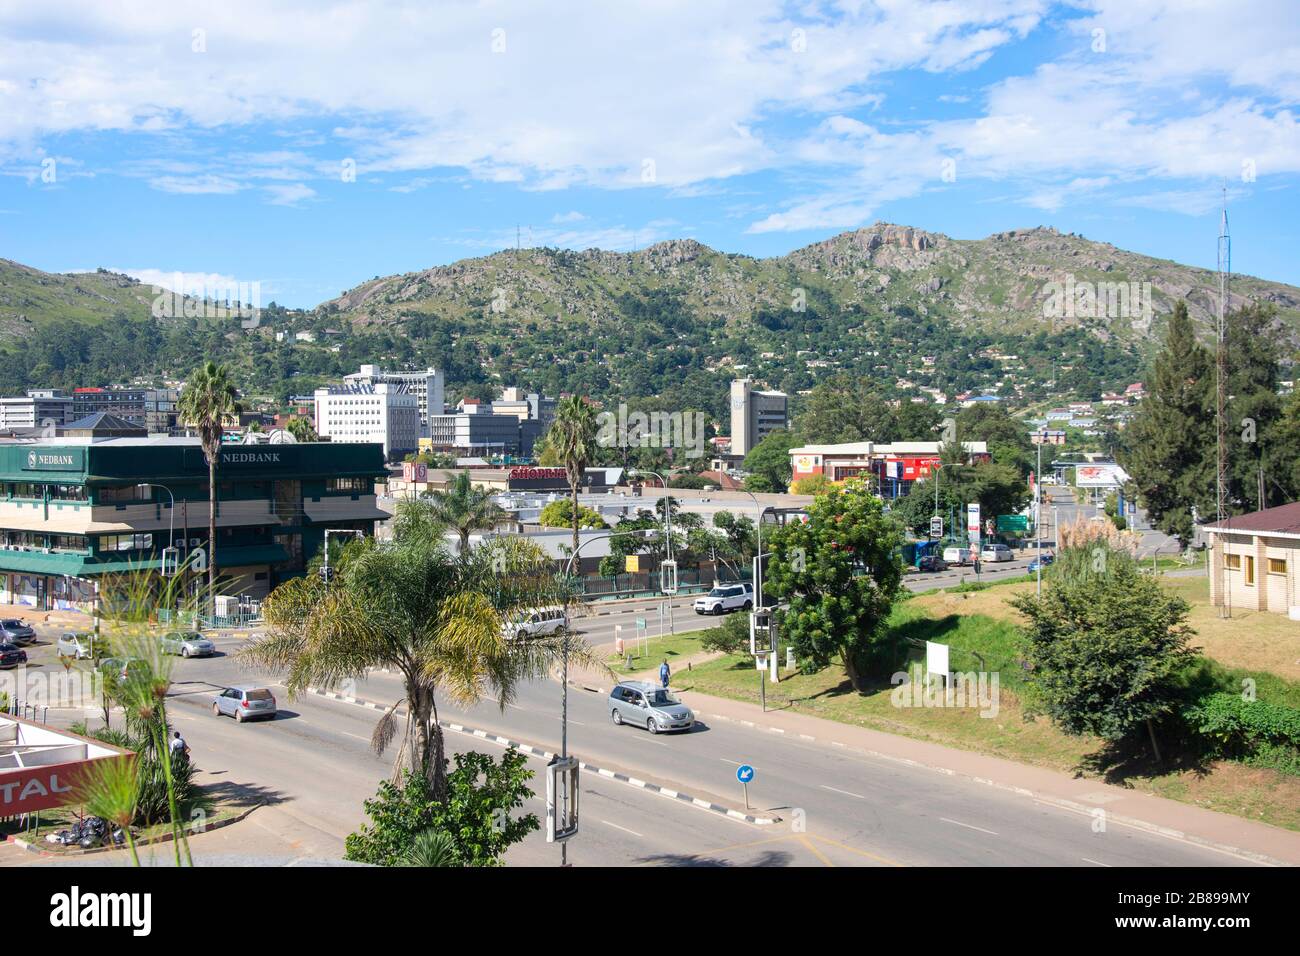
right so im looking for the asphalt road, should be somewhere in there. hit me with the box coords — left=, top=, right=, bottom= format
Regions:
left=16, top=625, right=1252, bottom=868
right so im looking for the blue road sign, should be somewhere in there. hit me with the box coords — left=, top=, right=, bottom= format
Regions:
left=736, top=764, right=755, bottom=784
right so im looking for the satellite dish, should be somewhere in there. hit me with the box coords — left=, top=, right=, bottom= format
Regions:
left=267, top=429, right=297, bottom=444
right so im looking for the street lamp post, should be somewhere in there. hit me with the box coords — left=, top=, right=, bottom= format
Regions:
left=560, top=527, right=652, bottom=866
left=627, top=469, right=675, bottom=634
left=137, top=482, right=176, bottom=573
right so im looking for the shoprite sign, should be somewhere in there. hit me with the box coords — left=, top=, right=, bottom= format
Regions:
left=508, top=467, right=566, bottom=481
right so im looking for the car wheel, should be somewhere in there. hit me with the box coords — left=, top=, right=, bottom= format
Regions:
left=235, top=709, right=245, bottom=723
left=742, top=600, right=752, bottom=611
left=181, top=648, right=190, bottom=658
left=646, top=717, right=658, bottom=735
left=212, top=702, right=221, bottom=716
left=611, top=709, right=623, bottom=725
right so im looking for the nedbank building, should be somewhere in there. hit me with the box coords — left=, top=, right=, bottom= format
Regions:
left=0, top=436, right=387, bottom=609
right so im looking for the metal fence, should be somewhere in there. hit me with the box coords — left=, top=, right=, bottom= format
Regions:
left=578, top=565, right=752, bottom=602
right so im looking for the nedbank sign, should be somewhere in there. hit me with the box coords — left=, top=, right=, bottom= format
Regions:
left=221, top=450, right=283, bottom=465
left=24, top=449, right=84, bottom=472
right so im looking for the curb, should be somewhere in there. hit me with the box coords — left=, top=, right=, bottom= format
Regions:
left=305, top=686, right=777, bottom=827
left=694, top=709, right=1286, bottom=867
left=6, top=802, right=262, bottom=858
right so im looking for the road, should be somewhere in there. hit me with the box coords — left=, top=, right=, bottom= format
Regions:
left=9, top=618, right=1262, bottom=868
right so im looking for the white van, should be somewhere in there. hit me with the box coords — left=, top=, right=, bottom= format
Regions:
left=503, top=607, right=566, bottom=640
left=980, top=543, right=1014, bottom=562
left=942, top=547, right=973, bottom=566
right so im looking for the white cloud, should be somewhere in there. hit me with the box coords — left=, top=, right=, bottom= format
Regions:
left=264, top=183, right=316, bottom=206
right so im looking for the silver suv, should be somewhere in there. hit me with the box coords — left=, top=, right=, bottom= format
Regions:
left=56, top=632, right=96, bottom=659
left=608, top=681, right=694, bottom=734
left=693, top=583, right=753, bottom=616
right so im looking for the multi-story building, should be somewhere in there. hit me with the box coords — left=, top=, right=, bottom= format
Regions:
left=313, top=383, right=420, bottom=461
left=788, top=440, right=990, bottom=497
left=491, top=387, right=556, bottom=429
left=343, top=365, right=445, bottom=436
left=0, top=390, right=73, bottom=432
left=71, top=387, right=180, bottom=434
left=729, top=379, right=788, bottom=457
left=0, top=431, right=387, bottom=606
left=427, top=405, right=526, bottom=455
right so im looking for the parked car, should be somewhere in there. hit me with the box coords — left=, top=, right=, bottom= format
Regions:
left=980, top=543, right=1014, bottom=562
left=212, top=685, right=278, bottom=722
left=56, top=632, right=96, bottom=659
left=693, top=583, right=753, bottom=615
left=0, top=619, right=36, bottom=645
left=160, top=631, right=216, bottom=657
left=608, top=681, right=694, bottom=734
left=0, top=642, right=27, bottom=670
left=942, top=547, right=973, bottom=566
left=503, top=607, right=566, bottom=641
left=917, top=555, right=948, bottom=572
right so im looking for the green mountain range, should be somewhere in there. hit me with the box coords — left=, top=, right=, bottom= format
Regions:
left=3, top=224, right=1297, bottom=418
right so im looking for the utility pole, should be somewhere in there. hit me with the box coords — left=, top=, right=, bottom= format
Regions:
left=1216, top=185, right=1232, bottom=619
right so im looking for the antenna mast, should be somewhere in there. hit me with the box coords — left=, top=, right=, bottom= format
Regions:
left=1215, top=184, right=1231, bottom=618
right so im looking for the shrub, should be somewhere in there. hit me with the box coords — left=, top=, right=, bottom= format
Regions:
left=700, top=614, right=750, bottom=656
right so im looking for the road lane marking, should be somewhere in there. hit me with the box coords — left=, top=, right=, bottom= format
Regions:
left=1081, top=857, right=1112, bottom=867
left=601, top=820, right=644, bottom=838
left=719, top=757, right=742, bottom=765
left=820, top=785, right=865, bottom=799
left=940, top=817, right=998, bottom=836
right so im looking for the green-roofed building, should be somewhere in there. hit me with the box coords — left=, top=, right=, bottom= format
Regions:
left=0, top=435, right=387, bottom=610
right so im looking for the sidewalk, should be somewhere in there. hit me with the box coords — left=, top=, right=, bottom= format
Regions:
left=565, top=658, right=1300, bottom=866
left=0, top=602, right=92, bottom=632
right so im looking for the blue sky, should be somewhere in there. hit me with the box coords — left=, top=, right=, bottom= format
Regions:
left=2, top=0, right=1298, bottom=308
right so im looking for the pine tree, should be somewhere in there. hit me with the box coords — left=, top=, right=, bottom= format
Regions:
left=1120, top=301, right=1214, bottom=545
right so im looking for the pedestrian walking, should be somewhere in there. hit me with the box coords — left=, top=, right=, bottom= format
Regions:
left=659, top=659, right=670, bottom=689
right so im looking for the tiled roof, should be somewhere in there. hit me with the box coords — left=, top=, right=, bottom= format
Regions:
left=1204, top=501, right=1300, bottom=535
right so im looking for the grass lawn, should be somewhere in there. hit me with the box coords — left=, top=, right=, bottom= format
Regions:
left=606, top=630, right=710, bottom=676
left=672, top=591, right=1300, bottom=832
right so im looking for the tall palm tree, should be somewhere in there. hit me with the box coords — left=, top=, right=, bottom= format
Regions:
left=549, top=395, right=598, bottom=562
left=416, top=471, right=506, bottom=555
left=178, top=362, right=242, bottom=609
left=243, top=532, right=589, bottom=799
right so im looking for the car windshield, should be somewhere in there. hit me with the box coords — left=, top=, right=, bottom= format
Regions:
left=646, top=689, right=680, bottom=707
left=707, top=588, right=727, bottom=596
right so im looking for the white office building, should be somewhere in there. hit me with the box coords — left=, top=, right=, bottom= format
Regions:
left=729, top=379, right=789, bottom=457
left=314, top=383, right=420, bottom=460
left=0, top=390, right=73, bottom=432
left=343, top=365, right=445, bottom=436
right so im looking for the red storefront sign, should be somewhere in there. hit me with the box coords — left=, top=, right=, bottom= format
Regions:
left=508, top=467, right=566, bottom=481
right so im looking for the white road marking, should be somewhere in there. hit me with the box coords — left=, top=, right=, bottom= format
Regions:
left=940, top=817, right=998, bottom=836
left=1081, top=857, right=1112, bottom=867
left=821, top=785, right=865, bottom=799
left=718, top=757, right=742, bottom=765
left=601, top=820, right=644, bottom=838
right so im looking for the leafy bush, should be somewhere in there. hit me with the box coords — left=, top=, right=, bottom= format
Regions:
left=699, top=614, right=750, bottom=656
left=1184, top=692, right=1300, bottom=753
left=345, top=750, right=538, bottom=867
left=68, top=720, right=212, bottom=825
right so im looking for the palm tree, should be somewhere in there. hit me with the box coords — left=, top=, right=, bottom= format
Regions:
left=286, top=416, right=318, bottom=443
left=178, top=362, right=242, bottom=610
left=243, top=532, right=591, bottom=800
left=415, top=471, right=506, bottom=555
left=549, top=395, right=599, bottom=562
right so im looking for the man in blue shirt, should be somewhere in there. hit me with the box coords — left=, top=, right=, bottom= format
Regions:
left=659, top=660, right=670, bottom=689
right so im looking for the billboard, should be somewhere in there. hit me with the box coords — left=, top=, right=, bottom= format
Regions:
left=1074, top=463, right=1130, bottom=488
left=966, top=503, right=981, bottom=550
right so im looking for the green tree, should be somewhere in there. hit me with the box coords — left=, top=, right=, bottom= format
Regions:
left=539, top=498, right=608, bottom=530
left=742, top=429, right=800, bottom=492
left=178, top=361, right=242, bottom=608
left=765, top=482, right=904, bottom=689
left=411, top=471, right=506, bottom=554
left=956, top=404, right=1033, bottom=476
left=1120, top=301, right=1214, bottom=545
left=285, top=416, right=318, bottom=442
left=344, top=751, right=538, bottom=867
left=244, top=530, right=576, bottom=800
left=793, top=375, right=896, bottom=443
left=1225, top=302, right=1287, bottom=512
left=1010, top=545, right=1195, bottom=759
left=550, top=395, right=599, bottom=562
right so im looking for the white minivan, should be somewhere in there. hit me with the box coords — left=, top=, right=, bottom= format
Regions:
left=980, top=543, right=1015, bottom=562
left=504, top=607, right=566, bottom=640
left=942, top=546, right=973, bottom=566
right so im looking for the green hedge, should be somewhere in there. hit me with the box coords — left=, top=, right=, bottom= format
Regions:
left=1184, top=692, right=1300, bottom=775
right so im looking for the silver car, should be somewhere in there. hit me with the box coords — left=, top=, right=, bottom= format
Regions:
left=56, top=632, right=96, bottom=659
left=160, top=631, right=216, bottom=658
left=0, top=618, right=36, bottom=645
left=212, top=685, right=278, bottom=723
left=608, top=680, right=694, bottom=734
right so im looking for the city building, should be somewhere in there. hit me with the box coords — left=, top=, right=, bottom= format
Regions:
left=313, top=383, right=420, bottom=460
left=71, top=386, right=180, bottom=434
left=343, top=364, right=445, bottom=436
left=0, top=434, right=387, bottom=607
left=427, top=406, right=527, bottom=455
left=0, top=390, right=73, bottom=432
left=788, top=440, right=989, bottom=497
left=491, top=387, right=556, bottom=428
left=1204, top=502, right=1300, bottom=618
left=729, top=379, right=788, bottom=457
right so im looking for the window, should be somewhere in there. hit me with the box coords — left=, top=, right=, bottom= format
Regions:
left=100, top=533, right=154, bottom=552
left=98, top=485, right=150, bottom=503
left=327, top=477, right=369, bottom=493
left=1244, top=555, right=1255, bottom=586
left=48, top=484, right=88, bottom=501
left=1225, top=553, right=1242, bottom=570
left=1268, top=558, right=1287, bottom=575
